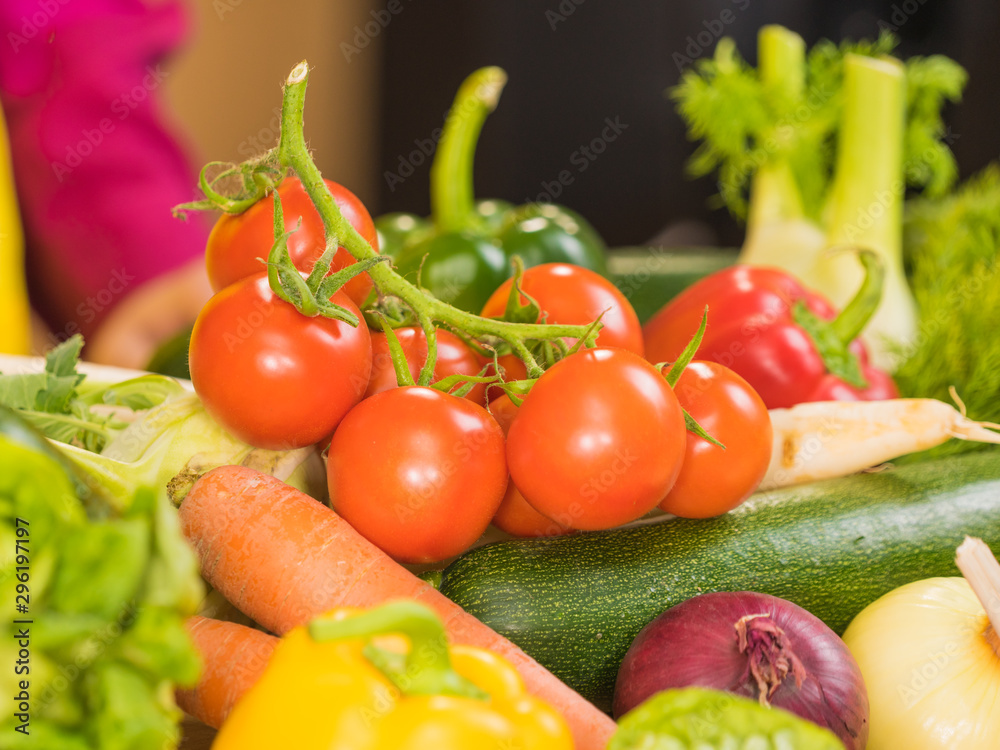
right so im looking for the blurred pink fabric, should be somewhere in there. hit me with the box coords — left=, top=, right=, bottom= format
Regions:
left=0, top=0, right=208, bottom=342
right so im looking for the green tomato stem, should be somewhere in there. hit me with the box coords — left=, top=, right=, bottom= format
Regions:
left=509, top=339, right=544, bottom=379
left=276, top=62, right=597, bottom=372
left=664, top=307, right=708, bottom=388
left=416, top=313, right=438, bottom=386
left=430, top=67, right=507, bottom=233
left=373, top=314, right=416, bottom=388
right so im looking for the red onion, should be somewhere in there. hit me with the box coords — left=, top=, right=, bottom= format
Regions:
left=613, top=591, right=869, bottom=750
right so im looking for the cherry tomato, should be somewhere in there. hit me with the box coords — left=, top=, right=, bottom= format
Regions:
left=327, top=387, right=507, bottom=563
left=189, top=272, right=371, bottom=450
left=480, top=263, right=644, bottom=355
left=487, top=395, right=575, bottom=538
left=205, top=177, right=379, bottom=305
left=658, top=361, right=773, bottom=519
left=506, top=348, right=685, bottom=531
left=366, top=327, right=486, bottom=404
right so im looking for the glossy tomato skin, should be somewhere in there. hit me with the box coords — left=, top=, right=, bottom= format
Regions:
left=205, top=177, right=379, bottom=306
left=188, top=272, right=371, bottom=450
left=487, top=395, right=575, bottom=538
left=480, top=263, right=644, bottom=355
left=365, top=327, right=486, bottom=404
left=327, top=387, right=508, bottom=564
left=658, top=361, right=772, bottom=519
left=506, top=348, right=685, bottom=531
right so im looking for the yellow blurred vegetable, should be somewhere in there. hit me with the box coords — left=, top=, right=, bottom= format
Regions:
left=212, top=600, right=574, bottom=750
left=842, top=537, right=1000, bottom=748
left=0, top=105, right=30, bottom=354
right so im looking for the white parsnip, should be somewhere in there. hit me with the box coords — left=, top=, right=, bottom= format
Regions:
left=759, top=398, right=1000, bottom=490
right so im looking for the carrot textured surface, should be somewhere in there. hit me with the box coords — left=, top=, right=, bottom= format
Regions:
left=175, top=615, right=278, bottom=729
left=179, top=465, right=616, bottom=750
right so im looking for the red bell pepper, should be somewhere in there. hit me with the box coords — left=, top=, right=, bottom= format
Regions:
left=642, top=252, right=898, bottom=410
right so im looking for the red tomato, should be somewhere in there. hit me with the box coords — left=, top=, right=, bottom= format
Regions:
left=327, top=387, right=508, bottom=563
left=506, top=348, right=685, bottom=531
left=188, top=272, right=371, bottom=450
left=366, top=327, right=486, bottom=404
left=658, top=361, right=773, bottom=519
left=480, top=263, right=644, bottom=355
left=488, top=395, right=575, bottom=538
left=205, top=177, right=379, bottom=306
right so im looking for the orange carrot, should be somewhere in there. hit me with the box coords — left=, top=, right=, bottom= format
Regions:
left=179, top=465, right=616, bottom=750
left=176, top=615, right=278, bottom=730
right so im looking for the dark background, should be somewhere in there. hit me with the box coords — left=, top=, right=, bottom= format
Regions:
left=375, top=0, right=999, bottom=249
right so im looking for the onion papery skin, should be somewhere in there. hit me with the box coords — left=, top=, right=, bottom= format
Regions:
left=613, top=591, right=869, bottom=750
left=842, top=577, right=1000, bottom=749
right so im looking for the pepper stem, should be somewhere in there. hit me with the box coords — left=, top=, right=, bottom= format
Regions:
left=308, top=600, right=487, bottom=700
left=735, top=613, right=807, bottom=707
left=791, top=249, right=883, bottom=389
left=431, top=67, right=507, bottom=233
left=828, top=250, right=885, bottom=346
left=955, top=537, right=1000, bottom=659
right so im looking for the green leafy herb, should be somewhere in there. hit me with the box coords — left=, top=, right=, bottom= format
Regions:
left=672, top=27, right=965, bottom=222
left=0, top=336, right=84, bottom=413
left=893, top=163, right=1000, bottom=461
left=671, top=25, right=966, bottom=368
left=610, top=687, right=843, bottom=749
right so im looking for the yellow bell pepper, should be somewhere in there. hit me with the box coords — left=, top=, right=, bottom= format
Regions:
left=0, top=104, right=31, bottom=355
left=212, top=600, right=574, bottom=750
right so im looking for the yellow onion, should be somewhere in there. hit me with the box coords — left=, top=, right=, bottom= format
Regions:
left=842, top=538, right=1000, bottom=748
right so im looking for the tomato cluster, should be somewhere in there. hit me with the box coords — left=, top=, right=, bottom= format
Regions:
left=188, top=182, right=773, bottom=565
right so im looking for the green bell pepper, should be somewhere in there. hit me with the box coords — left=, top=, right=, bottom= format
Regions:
left=378, top=67, right=608, bottom=313
left=497, top=203, right=607, bottom=274
left=374, top=212, right=432, bottom=260
left=393, top=231, right=508, bottom=312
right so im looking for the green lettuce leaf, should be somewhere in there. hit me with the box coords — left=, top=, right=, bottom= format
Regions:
left=0, top=335, right=184, bottom=453
left=1, top=418, right=202, bottom=750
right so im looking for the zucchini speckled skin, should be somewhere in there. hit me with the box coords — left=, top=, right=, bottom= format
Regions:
left=437, top=451, right=1000, bottom=710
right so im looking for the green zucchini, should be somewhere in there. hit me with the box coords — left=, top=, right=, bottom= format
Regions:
left=436, top=452, right=1000, bottom=710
